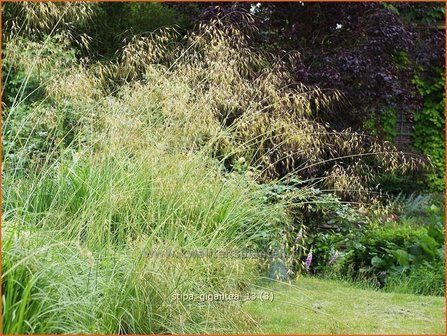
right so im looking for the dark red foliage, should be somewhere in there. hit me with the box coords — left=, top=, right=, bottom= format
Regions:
left=179, top=2, right=445, bottom=132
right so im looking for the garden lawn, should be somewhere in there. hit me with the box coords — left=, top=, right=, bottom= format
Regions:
left=242, top=277, right=445, bottom=334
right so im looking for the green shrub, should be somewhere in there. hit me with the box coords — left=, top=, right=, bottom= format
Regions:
left=412, top=68, right=446, bottom=192
left=336, top=219, right=445, bottom=294
left=298, top=191, right=445, bottom=296
left=3, top=145, right=287, bottom=333
left=2, top=31, right=291, bottom=332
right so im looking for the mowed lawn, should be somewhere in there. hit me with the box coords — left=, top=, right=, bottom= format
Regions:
left=240, top=277, right=445, bottom=334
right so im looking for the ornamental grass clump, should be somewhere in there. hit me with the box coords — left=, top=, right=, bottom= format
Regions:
left=2, top=3, right=430, bottom=333
left=104, top=9, right=426, bottom=201
left=2, top=29, right=287, bottom=331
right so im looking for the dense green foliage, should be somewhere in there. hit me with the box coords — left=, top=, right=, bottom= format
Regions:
left=85, top=3, right=191, bottom=58
left=412, top=69, right=446, bottom=191
left=306, top=194, right=445, bottom=296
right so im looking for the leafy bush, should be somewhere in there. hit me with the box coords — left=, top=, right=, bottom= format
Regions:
left=341, top=223, right=441, bottom=274
left=335, top=213, right=445, bottom=295
left=241, top=2, right=445, bottom=133
left=299, top=192, right=445, bottom=296
left=412, top=68, right=446, bottom=192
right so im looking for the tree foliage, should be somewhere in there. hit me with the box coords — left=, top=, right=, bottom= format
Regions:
left=198, top=3, right=445, bottom=130
left=184, top=2, right=445, bottom=191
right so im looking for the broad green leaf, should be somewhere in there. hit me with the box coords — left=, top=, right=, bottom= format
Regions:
left=391, top=249, right=410, bottom=266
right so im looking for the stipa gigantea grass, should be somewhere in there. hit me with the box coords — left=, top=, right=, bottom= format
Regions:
left=2, top=3, right=432, bottom=333
left=108, top=14, right=426, bottom=200
left=3, top=147, right=281, bottom=334
left=3, top=86, right=286, bottom=333
left=4, top=7, right=426, bottom=200
left=2, top=2, right=94, bottom=53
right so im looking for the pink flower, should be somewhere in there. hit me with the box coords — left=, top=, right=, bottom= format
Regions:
left=305, top=250, right=313, bottom=270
